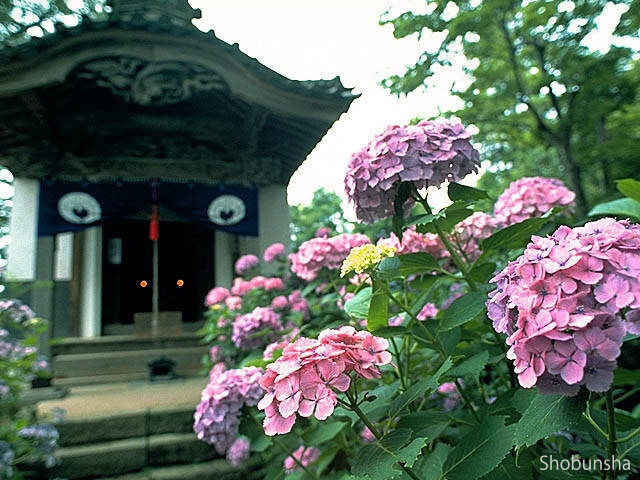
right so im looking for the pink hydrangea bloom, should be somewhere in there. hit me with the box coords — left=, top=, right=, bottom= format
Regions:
left=258, top=326, right=392, bottom=435
left=263, top=329, right=300, bottom=360
left=264, top=277, right=285, bottom=291
left=345, top=120, right=480, bottom=223
left=336, top=286, right=355, bottom=311
left=205, top=287, right=230, bottom=307
left=226, top=437, right=250, bottom=466
left=487, top=218, right=640, bottom=394
left=264, top=243, right=286, bottom=263
left=452, top=212, right=497, bottom=261
left=283, top=446, right=321, bottom=474
left=209, top=346, right=220, bottom=363
left=225, top=296, right=243, bottom=311
left=493, top=177, right=575, bottom=226
left=235, top=254, right=260, bottom=275
left=193, top=365, right=263, bottom=454
left=417, top=303, right=438, bottom=321
left=271, top=295, right=289, bottom=310
left=289, top=233, right=371, bottom=281
left=232, top=307, right=283, bottom=349
left=377, top=226, right=448, bottom=258
left=315, top=227, right=331, bottom=238
left=437, top=381, right=462, bottom=411
left=360, top=426, right=376, bottom=443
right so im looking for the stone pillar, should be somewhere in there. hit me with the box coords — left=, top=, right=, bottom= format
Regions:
left=257, top=185, right=290, bottom=273
left=214, top=230, right=234, bottom=288
left=79, top=226, right=102, bottom=337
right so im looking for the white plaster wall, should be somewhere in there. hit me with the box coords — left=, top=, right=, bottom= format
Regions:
left=7, top=178, right=39, bottom=281
left=257, top=185, right=290, bottom=274
left=54, top=232, right=74, bottom=281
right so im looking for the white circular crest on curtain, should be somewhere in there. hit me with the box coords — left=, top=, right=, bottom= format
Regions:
left=207, top=195, right=246, bottom=226
left=58, top=192, right=102, bottom=224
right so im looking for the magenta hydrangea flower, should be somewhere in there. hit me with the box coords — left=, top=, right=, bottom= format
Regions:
left=258, top=326, right=392, bottom=436
left=264, top=277, right=285, bottom=291
left=283, top=446, right=321, bottom=474
left=235, top=255, right=260, bottom=275
left=344, top=120, right=480, bottom=223
left=226, top=437, right=250, bottom=466
left=193, top=364, right=264, bottom=454
left=493, top=177, right=575, bottom=226
left=225, top=296, right=242, bottom=311
left=417, top=303, right=438, bottom=321
left=377, top=226, right=448, bottom=258
left=487, top=218, right=640, bottom=394
left=204, top=287, right=230, bottom=307
left=232, top=307, right=283, bottom=349
left=289, top=233, right=370, bottom=281
left=264, top=243, right=286, bottom=263
left=452, top=212, right=497, bottom=261
left=360, top=427, right=376, bottom=443
left=315, top=227, right=331, bottom=238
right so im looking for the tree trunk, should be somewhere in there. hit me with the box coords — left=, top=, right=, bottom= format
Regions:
left=558, top=137, right=588, bottom=218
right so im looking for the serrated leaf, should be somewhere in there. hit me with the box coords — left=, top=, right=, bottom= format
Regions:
left=367, top=281, right=389, bottom=332
left=439, top=292, right=486, bottom=331
left=397, top=412, right=450, bottom=439
left=449, top=182, right=490, bottom=202
left=448, top=351, right=489, bottom=383
left=345, top=287, right=372, bottom=319
left=416, top=202, right=474, bottom=234
left=616, top=178, right=640, bottom=203
left=414, top=442, right=452, bottom=478
left=388, top=357, right=453, bottom=418
left=442, top=416, right=515, bottom=480
left=588, top=197, right=640, bottom=220
left=468, top=262, right=496, bottom=283
left=377, top=252, right=441, bottom=279
left=514, top=392, right=587, bottom=447
left=352, top=429, right=426, bottom=480
left=368, top=326, right=407, bottom=338
left=302, top=420, right=346, bottom=445
left=480, top=451, right=534, bottom=480
left=480, top=216, right=550, bottom=253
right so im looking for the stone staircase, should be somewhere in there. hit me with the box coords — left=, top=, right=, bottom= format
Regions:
left=50, top=334, right=208, bottom=386
left=46, top=407, right=258, bottom=479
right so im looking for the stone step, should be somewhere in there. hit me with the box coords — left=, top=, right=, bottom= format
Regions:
left=56, top=407, right=195, bottom=447
left=51, top=432, right=218, bottom=479
left=53, top=346, right=208, bottom=385
left=95, top=458, right=258, bottom=480
left=52, top=334, right=203, bottom=356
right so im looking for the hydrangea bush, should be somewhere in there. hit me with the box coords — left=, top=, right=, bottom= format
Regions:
left=196, top=120, right=640, bottom=479
left=0, top=299, right=58, bottom=478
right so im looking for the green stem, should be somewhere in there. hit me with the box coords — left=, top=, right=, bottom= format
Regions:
left=415, top=194, right=477, bottom=291
left=455, top=379, right=481, bottom=424
left=616, top=425, right=640, bottom=443
left=346, top=392, right=422, bottom=480
left=390, top=337, right=408, bottom=391
left=606, top=389, right=617, bottom=480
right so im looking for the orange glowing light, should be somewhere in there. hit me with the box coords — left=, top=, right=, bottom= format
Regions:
left=139, top=280, right=148, bottom=288
left=176, top=279, right=184, bottom=287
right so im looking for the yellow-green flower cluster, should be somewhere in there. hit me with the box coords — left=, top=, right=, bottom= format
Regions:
left=340, top=244, right=395, bottom=277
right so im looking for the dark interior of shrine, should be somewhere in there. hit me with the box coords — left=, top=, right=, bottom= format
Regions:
left=101, top=219, right=215, bottom=327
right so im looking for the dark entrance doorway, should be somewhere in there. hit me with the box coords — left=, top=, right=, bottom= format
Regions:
left=102, top=220, right=215, bottom=329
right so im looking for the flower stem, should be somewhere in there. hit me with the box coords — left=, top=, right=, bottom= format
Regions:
left=345, top=392, right=422, bottom=480
left=390, top=337, right=408, bottom=391
left=606, top=388, right=617, bottom=480
left=414, top=193, right=477, bottom=291
left=455, top=379, right=481, bottom=424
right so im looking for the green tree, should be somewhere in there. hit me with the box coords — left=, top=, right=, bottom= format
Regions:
left=289, top=189, right=350, bottom=248
left=382, top=0, right=640, bottom=216
left=1, top=0, right=106, bottom=47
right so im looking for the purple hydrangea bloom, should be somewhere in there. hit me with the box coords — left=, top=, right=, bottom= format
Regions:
left=18, top=424, right=59, bottom=468
left=232, top=307, right=283, bottom=349
left=193, top=365, right=263, bottom=455
left=226, top=437, right=251, bottom=466
left=344, top=120, right=480, bottom=223
left=234, top=255, right=259, bottom=275
left=487, top=218, right=640, bottom=394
